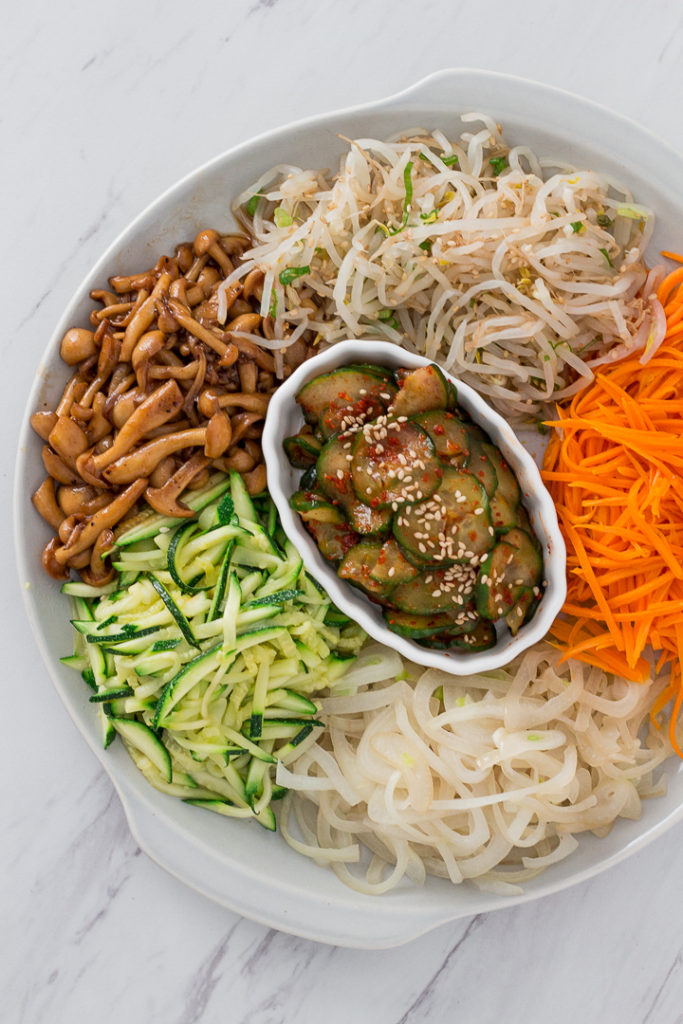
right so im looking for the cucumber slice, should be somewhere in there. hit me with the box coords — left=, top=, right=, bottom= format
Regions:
left=283, top=433, right=322, bottom=468
left=111, top=718, right=172, bottom=783
left=290, top=490, right=345, bottom=524
left=450, top=619, right=496, bottom=651
left=515, top=502, right=533, bottom=535
left=368, top=538, right=419, bottom=585
left=149, top=574, right=199, bottom=649
left=304, top=520, right=360, bottom=563
left=297, top=368, right=396, bottom=434
left=316, top=435, right=391, bottom=534
left=411, top=410, right=472, bottom=469
left=338, top=540, right=396, bottom=598
left=323, top=605, right=352, bottom=625
left=230, top=469, right=258, bottom=522
left=382, top=608, right=461, bottom=639
left=299, top=464, right=318, bottom=492
left=481, top=442, right=520, bottom=531
left=154, top=644, right=224, bottom=727
left=505, top=587, right=535, bottom=636
left=340, top=363, right=393, bottom=377
left=350, top=419, right=441, bottom=507
left=388, top=364, right=449, bottom=417
left=394, top=468, right=494, bottom=565
left=475, top=528, right=543, bottom=621
left=466, top=436, right=498, bottom=499
left=387, top=565, right=476, bottom=614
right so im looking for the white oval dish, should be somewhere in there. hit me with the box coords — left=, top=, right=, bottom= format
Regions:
left=14, top=69, right=683, bottom=948
left=263, top=339, right=566, bottom=673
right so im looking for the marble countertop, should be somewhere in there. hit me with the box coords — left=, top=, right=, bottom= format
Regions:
left=4, top=1, right=683, bottom=1021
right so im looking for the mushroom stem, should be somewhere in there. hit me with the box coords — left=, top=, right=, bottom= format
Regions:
left=88, top=380, right=184, bottom=472
left=120, top=272, right=171, bottom=361
left=163, top=297, right=228, bottom=357
left=102, top=427, right=207, bottom=485
left=145, top=453, right=210, bottom=517
left=55, top=478, right=149, bottom=564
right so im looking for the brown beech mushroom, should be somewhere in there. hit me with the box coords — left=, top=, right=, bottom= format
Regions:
left=42, top=445, right=81, bottom=485
left=145, top=453, right=210, bottom=517
left=193, top=229, right=234, bottom=277
left=244, top=463, right=267, bottom=496
left=149, top=456, right=177, bottom=489
left=228, top=411, right=264, bottom=447
left=109, top=270, right=155, bottom=295
left=238, top=361, right=258, bottom=393
left=32, top=478, right=64, bottom=531
left=102, top=427, right=207, bottom=485
left=204, top=411, right=232, bottom=459
left=120, top=272, right=171, bottom=361
left=30, top=411, right=58, bottom=441
left=242, top=268, right=264, bottom=302
left=82, top=529, right=116, bottom=587
left=60, top=328, right=97, bottom=366
left=214, top=447, right=256, bottom=473
left=55, top=478, right=149, bottom=564
left=88, top=380, right=184, bottom=472
left=163, top=297, right=229, bottom=357
left=197, top=388, right=270, bottom=418
left=42, top=537, right=70, bottom=581
left=132, top=329, right=166, bottom=389
left=57, top=484, right=98, bottom=517
left=47, top=417, right=89, bottom=462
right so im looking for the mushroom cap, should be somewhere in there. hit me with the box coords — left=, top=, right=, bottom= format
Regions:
left=193, top=228, right=220, bottom=255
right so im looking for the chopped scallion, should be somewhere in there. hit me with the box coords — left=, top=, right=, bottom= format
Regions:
left=273, top=207, right=293, bottom=228
left=279, top=266, right=310, bottom=286
left=245, top=192, right=262, bottom=217
left=489, top=156, right=508, bottom=176
left=599, top=247, right=614, bottom=268
left=388, top=161, right=414, bottom=235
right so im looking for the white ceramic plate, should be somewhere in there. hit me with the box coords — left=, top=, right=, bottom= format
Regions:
left=15, top=69, right=683, bottom=949
left=262, top=338, right=566, bottom=673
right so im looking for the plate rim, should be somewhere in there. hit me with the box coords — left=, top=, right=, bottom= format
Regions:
left=14, top=67, right=683, bottom=947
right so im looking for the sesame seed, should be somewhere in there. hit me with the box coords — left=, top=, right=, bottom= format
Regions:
left=497, top=606, right=504, bottom=615
left=474, top=507, right=484, bottom=515
left=336, top=469, right=344, bottom=479
left=388, top=567, right=395, bottom=577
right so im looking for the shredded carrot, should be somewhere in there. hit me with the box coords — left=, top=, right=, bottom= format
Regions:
left=542, top=258, right=683, bottom=754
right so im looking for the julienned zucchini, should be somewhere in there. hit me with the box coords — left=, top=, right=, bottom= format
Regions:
left=62, top=472, right=366, bottom=833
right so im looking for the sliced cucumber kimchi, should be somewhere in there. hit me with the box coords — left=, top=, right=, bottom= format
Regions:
left=61, top=471, right=365, bottom=832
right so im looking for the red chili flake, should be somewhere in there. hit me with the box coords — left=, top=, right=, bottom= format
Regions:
left=433, top=424, right=445, bottom=436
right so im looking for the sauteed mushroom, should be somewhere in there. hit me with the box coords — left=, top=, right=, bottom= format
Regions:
left=31, top=226, right=318, bottom=583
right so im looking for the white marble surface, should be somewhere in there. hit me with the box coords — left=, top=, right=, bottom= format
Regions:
left=4, top=1, right=683, bottom=1021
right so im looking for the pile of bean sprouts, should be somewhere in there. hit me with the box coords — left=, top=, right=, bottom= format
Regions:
left=220, top=114, right=666, bottom=421
left=278, top=644, right=672, bottom=894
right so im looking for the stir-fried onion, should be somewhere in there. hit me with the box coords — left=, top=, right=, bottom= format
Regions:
left=224, top=116, right=665, bottom=422
left=279, top=644, right=672, bottom=894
